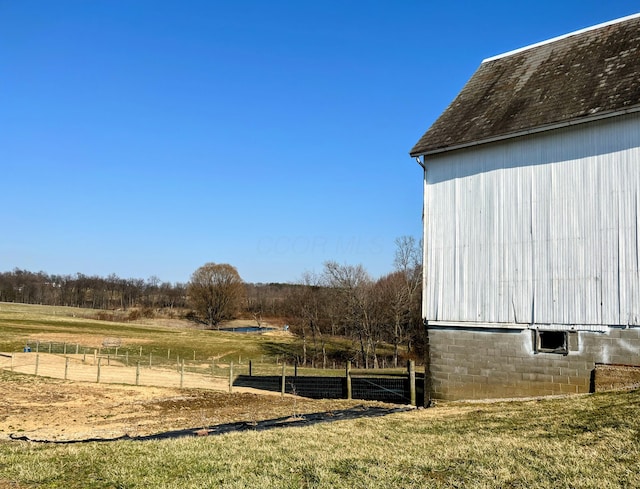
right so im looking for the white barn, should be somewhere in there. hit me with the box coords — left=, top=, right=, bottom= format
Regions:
left=410, top=14, right=640, bottom=400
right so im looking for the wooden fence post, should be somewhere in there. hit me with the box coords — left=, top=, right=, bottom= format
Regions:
left=35, top=354, right=40, bottom=377
left=149, top=352, right=152, bottom=369
left=229, top=361, right=234, bottom=393
left=93, top=349, right=97, bottom=366
left=281, top=362, right=286, bottom=398
left=408, top=360, right=416, bottom=406
left=96, top=358, right=101, bottom=383
left=10, top=353, right=13, bottom=371
left=180, top=360, right=185, bottom=388
left=249, top=360, right=253, bottom=377
left=294, top=361, right=298, bottom=377
left=346, top=360, right=352, bottom=400
left=136, top=362, right=140, bottom=386
left=75, top=344, right=79, bottom=355
left=64, top=357, right=69, bottom=380
left=35, top=341, right=39, bottom=353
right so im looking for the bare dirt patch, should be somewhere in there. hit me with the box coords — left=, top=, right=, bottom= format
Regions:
left=0, top=368, right=397, bottom=443
left=26, top=333, right=154, bottom=349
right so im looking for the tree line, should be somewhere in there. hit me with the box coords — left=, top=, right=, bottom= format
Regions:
left=1, top=236, right=423, bottom=367
left=187, top=236, right=423, bottom=368
left=0, top=270, right=188, bottom=311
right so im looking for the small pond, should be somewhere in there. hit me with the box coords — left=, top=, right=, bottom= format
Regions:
left=219, top=326, right=275, bottom=334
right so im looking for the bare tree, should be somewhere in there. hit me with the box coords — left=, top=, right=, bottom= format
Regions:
left=392, top=236, right=423, bottom=365
left=374, top=271, right=406, bottom=366
left=187, top=263, right=245, bottom=328
left=284, top=272, right=334, bottom=368
left=323, top=261, right=375, bottom=368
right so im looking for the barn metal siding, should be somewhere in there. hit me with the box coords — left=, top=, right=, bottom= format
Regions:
left=423, top=112, right=640, bottom=328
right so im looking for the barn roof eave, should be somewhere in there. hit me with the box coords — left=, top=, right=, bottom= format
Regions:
left=409, top=103, right=640, bottom=159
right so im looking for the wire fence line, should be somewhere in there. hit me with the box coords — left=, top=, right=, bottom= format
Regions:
left=12, top=340, right=408, bottom=377
left=0, top=352, right=237, bottom=391
left=1, top=342, right=423, bottom=405
left=12, top=340, right=286, bottom=377
left=234, top=360, right=423, bottom=406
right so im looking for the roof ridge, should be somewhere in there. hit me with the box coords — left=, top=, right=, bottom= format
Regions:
left=483, top=12, right=640, bottom=63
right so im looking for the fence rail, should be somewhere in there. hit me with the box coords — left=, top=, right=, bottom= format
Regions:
left=234, top=360, right=424, bottom=406
left=1, top=344, right=425, bottom=405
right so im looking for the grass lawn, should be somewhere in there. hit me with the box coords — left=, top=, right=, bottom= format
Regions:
left=1, top=302, right=638, bottom=488
left=0, top=302, right=407, bottom=378
left=1, top=388, right=639, bottom=488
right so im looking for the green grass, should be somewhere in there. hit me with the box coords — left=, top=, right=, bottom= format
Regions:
left=0, top=302, right=298, bottom=367
left=0, top=303, right=409, bottom=377
left=1, top=303, right=639, bottom=487
left=1, top=389, right=639, bottom=488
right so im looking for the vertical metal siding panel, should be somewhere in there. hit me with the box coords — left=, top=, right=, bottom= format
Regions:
left=522, top=164, right=535, bottom=324
left=631, top=149, right=640, bottom=324
left=551, top=157, right=562, bottom=323
left=600, top=151, right=618, bottom=324
left=533, top=161, right=550, bottom=323
left=574, top=155, right=590, bottom=323
left=634, top=148, right=640, bottom=324
left=478, top=169, right=487, bottom=322
left=614, top=145, right=640, bottom=324
left=582, top=139, right=596, bottom=322
left=618, top=156, right=628, bottom=324
left=509, top=153, right=531, bottom=323
left=425, top=171, right=435, bottom=320
left=423, top=113, right=640, bottom=326
left=618, top=160, right=625, bottom=325
left=457, top=168, right=466, bottom=319
left=497, top=159, right=509, bottom=323
left=422, top=175, right=429, bottom=319
left=425, top=162, right=448, bottom=321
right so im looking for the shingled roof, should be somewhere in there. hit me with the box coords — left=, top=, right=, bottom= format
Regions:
left=410, top=14, right=640, bottom=157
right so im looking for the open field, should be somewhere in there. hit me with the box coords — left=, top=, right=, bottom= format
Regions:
left=1, top=303, right=640, bottom=487
left=1, top=371, right=639, bottom=488
left=0, top=302, right=298, bottom=367
left=0, top=302, right=377, bottom=375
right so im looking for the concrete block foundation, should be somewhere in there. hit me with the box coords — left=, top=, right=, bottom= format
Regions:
left=428, top=325, right=640, bottom=400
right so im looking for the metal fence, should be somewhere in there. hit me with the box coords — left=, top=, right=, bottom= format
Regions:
left=6, top=341, right=425, bottom=405
left=234, top=364, right=424, bottom=406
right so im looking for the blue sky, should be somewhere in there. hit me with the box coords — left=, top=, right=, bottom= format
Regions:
left=2, top=1, right=639, bottom=285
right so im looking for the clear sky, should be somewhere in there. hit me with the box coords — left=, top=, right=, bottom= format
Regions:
left=2, top=1, right=638, bottom=285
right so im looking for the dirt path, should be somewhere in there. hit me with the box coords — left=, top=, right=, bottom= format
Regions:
left=0, top=354, right=399, bottom=443
left=0, top=352, right=260, bottom=392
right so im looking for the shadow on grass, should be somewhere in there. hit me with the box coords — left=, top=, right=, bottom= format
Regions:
left=9, top=405, right=413, bottom=444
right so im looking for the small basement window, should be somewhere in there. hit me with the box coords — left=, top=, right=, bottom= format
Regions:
left=536, top=330, right=568, bottom=354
